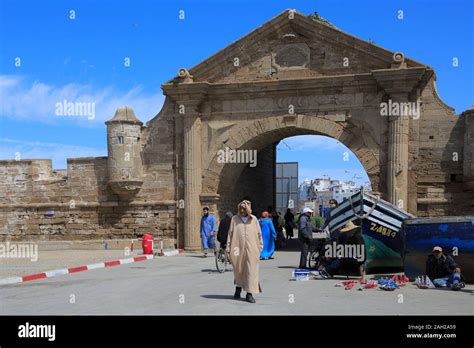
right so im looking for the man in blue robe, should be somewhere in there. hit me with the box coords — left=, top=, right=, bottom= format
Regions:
left=259, top=211, right=277, bottom=260
left=200, top=206, right=217, bottom=257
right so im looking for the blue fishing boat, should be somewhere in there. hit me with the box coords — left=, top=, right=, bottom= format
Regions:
left=327, top=190, right=414, bottom=273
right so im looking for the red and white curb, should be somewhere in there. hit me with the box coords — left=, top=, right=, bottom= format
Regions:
left=0, top=255, right=154, bottom=286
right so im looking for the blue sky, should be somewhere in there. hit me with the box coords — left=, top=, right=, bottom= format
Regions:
left=0, top=0, right=472, bottom=185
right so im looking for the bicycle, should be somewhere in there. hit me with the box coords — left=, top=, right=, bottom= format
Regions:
left=215, top=246, right=230, bottom=273
left=308, top=237, right=329, bottom=270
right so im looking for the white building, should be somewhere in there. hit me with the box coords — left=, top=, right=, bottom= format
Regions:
left=313, top=176, right=331, bottom=191
left=299, top=176, right=372, bottom=208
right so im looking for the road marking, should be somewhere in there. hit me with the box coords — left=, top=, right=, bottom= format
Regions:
left=0, top=254, right=155, bottom=286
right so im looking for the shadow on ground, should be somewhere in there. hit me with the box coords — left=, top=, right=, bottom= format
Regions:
left=201, top=294, right=235, bottom=300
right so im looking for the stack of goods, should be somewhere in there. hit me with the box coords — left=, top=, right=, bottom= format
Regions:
left=334, top=280, right=379, bottom=290
left=414, top=275, right=436, bottom=289
left=390, top=274, right=410, bottom=287
left=377, top=277, right=399, bottom=291
left=362, top=281, right=378, bottom=289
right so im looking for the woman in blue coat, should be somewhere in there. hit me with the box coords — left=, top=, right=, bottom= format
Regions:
left=259, top=211, right=277, bottom=260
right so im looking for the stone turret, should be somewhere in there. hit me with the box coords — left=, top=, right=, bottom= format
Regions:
left=105, top=106, right=143, bottom=199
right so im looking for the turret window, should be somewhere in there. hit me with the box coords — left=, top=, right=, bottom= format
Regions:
left=118, top=136, right=124, bottom=144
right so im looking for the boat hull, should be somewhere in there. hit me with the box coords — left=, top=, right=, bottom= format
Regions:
left=328, top=192, right=413, bottom=273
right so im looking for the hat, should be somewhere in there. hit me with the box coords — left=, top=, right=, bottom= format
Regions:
left=433, top=246, right=443, bottom=252
left=340, top=220, right=359, bottom=232
left=302, top=207, right=313, bottom=214
left=238, top=200, right=252, bottom=215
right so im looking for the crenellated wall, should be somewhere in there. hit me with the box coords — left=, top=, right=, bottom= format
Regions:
left=0, top=157, right=178, bottom=244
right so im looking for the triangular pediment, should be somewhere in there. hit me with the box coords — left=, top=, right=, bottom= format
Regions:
left=170, top=10, right=426, bottom=84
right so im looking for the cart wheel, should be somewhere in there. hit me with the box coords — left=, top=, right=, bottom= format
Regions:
left=308, top=251, right=320, bottom=270
left=215, top=248, right=226, bottom=273
left=460, top=282, right=465, bottom=288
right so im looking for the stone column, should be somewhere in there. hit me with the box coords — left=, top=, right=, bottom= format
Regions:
left=372, top=62, right=430, bottom=212
left=183, top=112, right=202, bottom=251
left=162, top=79, right=208, bottom=251
left=387, top=102, right=409, bottom=210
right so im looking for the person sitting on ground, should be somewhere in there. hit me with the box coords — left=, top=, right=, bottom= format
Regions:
left=259, top=211, right=277, bottom=260
left=318, top=220, right=366, bottom=281
left=426, top=246, right=462, bottom=291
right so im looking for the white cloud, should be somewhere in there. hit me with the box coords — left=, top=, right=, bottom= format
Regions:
left=0, top=75, right=165, bottom=127
left=0, top=138, right=106, bottom=169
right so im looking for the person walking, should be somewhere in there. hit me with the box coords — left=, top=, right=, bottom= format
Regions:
left=273, top=210, right=285, bottom=249
left=200, top=206, right=217, bottom=258
left=227, top=200, right=263, bottom=303
left=259, top=211, right=277, bottom=260
left=284, top=208, right=295, bottom=240
left=298, top=207, right=319, bottom=269
left=217, top=211, right=233, bottom=250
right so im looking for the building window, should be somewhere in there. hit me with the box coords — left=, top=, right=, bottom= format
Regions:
left=118, top=136, right=124, bottom=144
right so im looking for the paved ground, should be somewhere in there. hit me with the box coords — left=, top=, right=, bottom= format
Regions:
left=0, top=246, right=473, bottom=315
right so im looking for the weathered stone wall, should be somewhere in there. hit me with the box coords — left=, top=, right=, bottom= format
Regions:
left=0, top=157, right=177, bottom=244
left=415, top=79, right=472, bottom=216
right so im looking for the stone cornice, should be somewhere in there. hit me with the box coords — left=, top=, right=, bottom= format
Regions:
left=161, top=82, right=209, bottom=107
left=162, top=73, right=379, bottom=101
left=164, top=68, right=434, bottom=102
left=372, top=67, right=433, bottom=96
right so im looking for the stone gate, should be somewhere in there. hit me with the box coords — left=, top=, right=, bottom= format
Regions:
left=1, top=10, right=473, bottom=249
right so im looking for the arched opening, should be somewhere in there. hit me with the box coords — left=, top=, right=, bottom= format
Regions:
left=203, top=115, right=382, bottom=219
left=275, top=135, right=371, bottom=216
